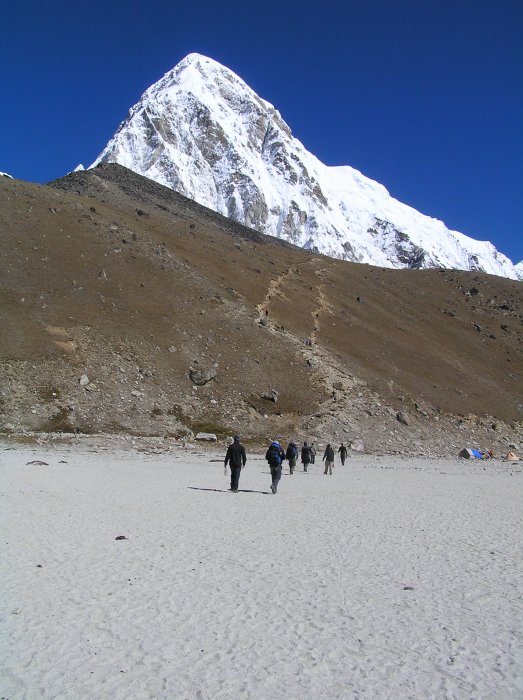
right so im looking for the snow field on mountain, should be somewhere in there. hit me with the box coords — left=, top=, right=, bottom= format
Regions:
left=1, top=441, right=521, bottom=699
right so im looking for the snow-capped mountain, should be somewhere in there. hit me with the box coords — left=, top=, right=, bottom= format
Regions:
left=92, top=53, right=521, bottom=279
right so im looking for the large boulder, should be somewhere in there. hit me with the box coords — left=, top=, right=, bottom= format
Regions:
left=189, top=367, right=217, bottom=386
left=195, top=432, right=217, bottom=441
left=396, top=411, right=410, bottom=426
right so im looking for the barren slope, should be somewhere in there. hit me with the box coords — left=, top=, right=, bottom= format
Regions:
left=0, top=165, right=521, bottom=455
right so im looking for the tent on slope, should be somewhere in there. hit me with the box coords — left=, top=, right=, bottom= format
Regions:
left=458, top=448, right=484, bottom=459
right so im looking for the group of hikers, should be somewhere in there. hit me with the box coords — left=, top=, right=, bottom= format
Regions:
left=224, top=436, right=350, bottom=494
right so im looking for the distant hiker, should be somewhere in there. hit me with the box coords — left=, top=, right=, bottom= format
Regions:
left=309, top=443, right=316, bottom=464
left=301, top=442, right=311, bottom=472
left=323, top=443, right=335, bottom=475
left=224, top=435, right=247, bottom=492
left=338, top=443, right=348, bottom=465
left=266, top=441, right=285, bottom=494
left=286, top=440, right=298, bottom=474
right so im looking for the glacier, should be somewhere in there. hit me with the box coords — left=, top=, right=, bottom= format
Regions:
left=92, top=53, right=521, bottom=279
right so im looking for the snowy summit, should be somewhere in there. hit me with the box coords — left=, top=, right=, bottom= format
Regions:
left=93, top=53, right=521, bottom=279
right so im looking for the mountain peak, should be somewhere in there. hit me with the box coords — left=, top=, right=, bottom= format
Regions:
left=167, top=53, right=229, bottom=85
left=178, top=52, right=225, bottom=69
left=92, top=55, right=519, bottom=279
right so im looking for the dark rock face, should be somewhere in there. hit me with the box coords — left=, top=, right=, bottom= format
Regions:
left=368, top=218, right=426, bottom=269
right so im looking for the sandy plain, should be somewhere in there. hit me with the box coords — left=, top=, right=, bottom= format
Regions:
left=1, top=437, right=521, bottom=699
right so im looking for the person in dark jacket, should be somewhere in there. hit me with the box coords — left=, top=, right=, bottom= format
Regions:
left=301, top=442, right=311, bottom=472
left=323, top=443, right=335, bottom=475
left=224, top=435, right=247, bottom=492
left=266, top=440, right=285, bottom=493
left=286, top=441, right=298, bottom=474
left=338, top=443, right=348, bottom=465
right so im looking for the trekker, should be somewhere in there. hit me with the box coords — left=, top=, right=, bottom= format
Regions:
left=323, top=443, right=335, bottom=475
left=286, top=441, right=298, bottom=474
left=338, top=443, right=348, bottom=465
left=224, top=435, right=247, bottom=492
left=266, top=441, right=285, bottom=494
left=309, top=443, right=316, bottom=464
left=301, top=442, right=311, bottom=472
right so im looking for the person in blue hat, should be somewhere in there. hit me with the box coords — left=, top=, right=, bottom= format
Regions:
left=265, top=440, right=285, bottom=494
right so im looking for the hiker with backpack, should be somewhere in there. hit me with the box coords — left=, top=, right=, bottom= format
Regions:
left=286, top=440, right=298, bottom=474
left=266, top=440, right=285, bottom=494
left=338, top=443, right=348, bottom=465
left=323, top=443, right=335, bottom=474
left=224, top=435, right=247, bottom=492
left=301, top=441, right=311, bottom=472
left=309, top=443, right=316, bottom=464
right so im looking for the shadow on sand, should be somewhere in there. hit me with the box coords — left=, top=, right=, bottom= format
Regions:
left=188, top=486, right=272, bottom=495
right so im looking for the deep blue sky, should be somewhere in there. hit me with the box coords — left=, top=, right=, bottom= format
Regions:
left=2, top=0, right=522, bottom=262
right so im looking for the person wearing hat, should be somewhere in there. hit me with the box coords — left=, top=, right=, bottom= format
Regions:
left=224, top=435, right=247, bottom=492
left=338, top=442, right=348, bottom=465
left=323, top=443, right=335, bottom=475
left=265, top=440, right=285, bottom=494
left=285, top=440, right=298, bottom=474
left=301, top=441, right=311, bottom=472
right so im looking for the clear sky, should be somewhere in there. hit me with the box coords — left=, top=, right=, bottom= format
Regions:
left=2, top=0, right=522, bottom=263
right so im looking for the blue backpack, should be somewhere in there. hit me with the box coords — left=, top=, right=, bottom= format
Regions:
left=267, top=444, right=282, bottom=467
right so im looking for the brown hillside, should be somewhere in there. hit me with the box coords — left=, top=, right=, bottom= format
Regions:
left=0, top=164, right=521, bottom=455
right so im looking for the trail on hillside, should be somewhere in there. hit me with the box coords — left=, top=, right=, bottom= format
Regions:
left=255, top=259, right=370, bottom=431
